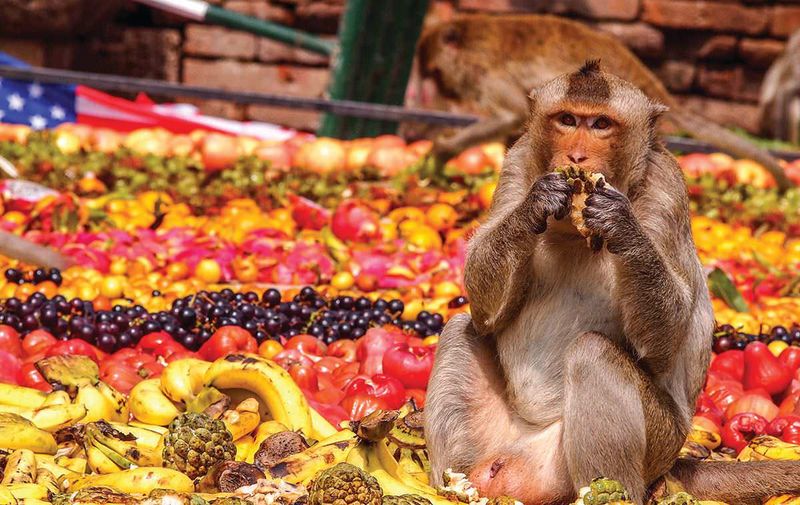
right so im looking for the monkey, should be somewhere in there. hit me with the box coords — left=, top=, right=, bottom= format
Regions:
left=414, top=14, right=792, bottom=191
left=424, top=61, right=800, bottom=505
left=0, top=231, right=71, bottom=270
left=759, top=29, right=800, bottom=144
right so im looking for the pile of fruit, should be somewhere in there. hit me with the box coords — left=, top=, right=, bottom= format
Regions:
left=2, top=122, right=800, bottom=503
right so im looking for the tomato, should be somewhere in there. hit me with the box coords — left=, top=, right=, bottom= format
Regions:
left=695, top=392, right=724, bottom=426
left=726, top=393, right=779, bottom=422
left=327, top=340, right=357, bottom=362
left=164, top=350, right=200, bottom=362
left=780, top=346, right=800, bottom=375
left=721, top=413, right=768, bottom=452
left=17, top=363, right=50, bottom=391
left=0, top=350, right=21, bottom=384
left=708, top=350, right=744, bottom=382
left=331, top=361, right=360, bottom=390
left=357, top=327, right=407, bottom=376
left=706, top=378, right=744, bottom=413
left=21, top=330, right=56, bottom=357
left=284, top=334, right=327, bottom=358
left=100, top=365, right=142, bottom=394
left=288, top=194, right=332, bottom=231
left=382, top=343, right=435, bottom=390
left=406, top=388, right=426, bottom=409
left=198, top=326, right=258, bottom=361
left=46, top=339, right=104, bottom=362
left=0, top=325, right=21, bottom=357
left=767, top=415, right=800, bottom=444
left=307, top=395, right=349, bottom=426
left=344, top=374, right=406, bottom=409
left=340, top=394, right=388, bottom=420
left=289, top=364, right=318, bottom=392
left=743, top=342, right=792, bottom=396
left=259, top=340, right=284, bottom=360
left=273, top=349, right=314, bottom=369
left=314, top=356, right=345, bottom=378
left=137, top=331, right=185, bottom=358
left=307, top=386, right=346, bottom=407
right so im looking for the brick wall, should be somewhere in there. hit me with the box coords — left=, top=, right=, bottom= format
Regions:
left=1, top=0, right=800, bottom=135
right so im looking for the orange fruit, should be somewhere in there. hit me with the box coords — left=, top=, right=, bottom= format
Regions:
left=426, top=203, right=458, bottom=231
left=165, top=262, right=190, bottom=281
left=100, top=276, right=125, bottom=299
left=194, top=259, right=222, bottom=284
left=14, top=283, right=35, bottom=300
left=34, top=281, right=58, bottom=299
left=259, top=340, right=284, bottom=360
left=331, top=272, right=355, bottom=290
left=477, top=181, right=497, bottom=210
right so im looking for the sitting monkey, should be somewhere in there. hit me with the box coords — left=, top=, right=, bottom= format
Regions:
left=416, top=14, right=792, bottom=191
left=424, top=61, right=800, bottom=505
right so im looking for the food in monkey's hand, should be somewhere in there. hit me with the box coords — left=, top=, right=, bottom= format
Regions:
left=572, top=477, right=632, bottom=505
left=437, top=469, right=521, bottom=505
left=555, top=165, right=607, bottom=251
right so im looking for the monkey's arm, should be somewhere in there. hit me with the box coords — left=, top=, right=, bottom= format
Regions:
left=0, top=231, right=72, bottom=270
left=582, top=181, right=695, bottom=375
left=465, top=155, right=572, bottom=336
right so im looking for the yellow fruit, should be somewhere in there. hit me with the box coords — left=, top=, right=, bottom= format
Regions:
left=194, top=259, right=222, bottom=284
left=331, top=272, right=355, bottom=290
left=769, top=340, right=789, bottom=358
left=426, top=203, right=458, bottom=231
left=258, top=340, right=284, bottom=360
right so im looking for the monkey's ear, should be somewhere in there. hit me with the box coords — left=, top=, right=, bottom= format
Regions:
left=441, top=24, right=462, bottom=48
left=649, top=102, right=669, bottom=128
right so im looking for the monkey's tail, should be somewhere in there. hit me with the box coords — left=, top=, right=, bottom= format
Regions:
left=670, top=458, right=800, bottom=505
left=666, top=107, right=793, bottom=192
left=0, top=231, right=72, bottom=270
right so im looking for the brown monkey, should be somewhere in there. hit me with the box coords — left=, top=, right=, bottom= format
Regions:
left=416, top=14, right=792, bottom=191
left=424, top=62, right=800, bottom=505
left=759, top=30, right=800, bottom=143
left=0, top=231, right=71, bottom=270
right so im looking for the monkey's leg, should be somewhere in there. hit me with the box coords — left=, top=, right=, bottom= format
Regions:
left=562, top=332, right=685, bottom=504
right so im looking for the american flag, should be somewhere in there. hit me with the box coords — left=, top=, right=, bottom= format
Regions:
left=0, top=51, right=299, bottom=141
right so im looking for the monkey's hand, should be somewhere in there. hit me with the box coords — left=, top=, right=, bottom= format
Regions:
left=526, top=172, right=573, bottom=234
left=582, top=186, right=640, bottom=254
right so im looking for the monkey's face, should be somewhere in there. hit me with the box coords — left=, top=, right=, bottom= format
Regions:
left=546, top=106, right=621, bottom=179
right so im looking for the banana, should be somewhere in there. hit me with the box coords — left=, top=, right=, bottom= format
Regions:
left=96, top=382, right=129, bottom=423
left=0, top=414, right=56, bottom=454
left=129, top=378, right=182, bottom=426
left=53, top=456, right=86, bottom=474
left=67, top=467, right=194, bottom=494
left=1, top=450, right=36, bottom=485
left=32, top=455, right=78, bottom=481
left=85, top=422, right=162, bottom=469
left=73, top=384, right=113, bottom=423
left=0, top=484, right=47, bottom=500
left=85, top=442, right=124, bottom=474
left=0, top=404, right=86, bottom=432
left=686, top=428, right=721, bottom=451
left=222, top=398, right=261, bottom=441
left=128, top=421, right=167, bottom=435
left=235, top=434, right=255, bottom=462
left=0, top=385, right=46, bottom=410
left=247, top=420, right=290, bottom=463
left=33, top=468, right=59, bottom=495
left=738, top=435, right=800, bottom=462
left=310, top=406, right=338, bottom=439
left=396, top=448, right=431, bottom=485
left=108, top=422, right=164, bottom=450
left=765, top=496, right=800, bottom=505
left=160, top=358, right=211, bottom=405
left=40, top=391, right=70, bottom=407
left=387, top=408, right=430, bottom=485
left=0, top=487, right=14, bottom=505
left=204, top=354, right=313, bottom=435
left=264, top=428, right=359, bottom=485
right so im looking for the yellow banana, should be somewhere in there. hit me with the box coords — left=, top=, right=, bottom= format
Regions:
left=0, top=385, right=46, bottom=410
left=96, top=382, right=129, bottom=422
left=0, top=404, right=86, bottom=432
left=396, top=448, right=431, bottom=485
left=310, top=406, right=338, bottom=440
left=235, top=434, right=255, bottom=462
left=160, top=358, right=211, bottom=405
left=33, top=469, right=59, bottom=495
left=39, top=391, right=69, bottom=407
left=765, top=496, right=800, bottom=505
left=204, top=354, right=313, bottom=435
left=264, top=428, right=358, bottom=485
left=222, top=398, right=261, bottom=441
left=247, top=420, right=290, bottom=463
left=686, top=428, right=721, bottom=451
left=738, top=435, right=800, bottom=462
left=85, top=443, right=124, bottom=474
left=108, top=422, right=164, bottom=450
left=85, top=421, right=162, bottom=468
left=67, top=467, right=194, bottom=494
left=129, top=421, right=167, bottom=434
left=129, top=378, right=182, bottom=426
left=33, top=455, right=78, bottom=481
left=1, top=484, right=47, bottom=500
left=53, top=456, right=86, bottom=474
left=1, top=450, right=36, bottom=485
left=0, top=414, right=56, bottom=454
left=73, top=384, right=113, bottom=423
left=0, top=487, right=14, bottom=505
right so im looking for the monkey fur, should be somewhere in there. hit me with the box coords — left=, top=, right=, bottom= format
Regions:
left=415, top=14, right=792, bottom=191
left=424, top=61, right=800, bottom=505
left=0, top=231, right=71, bottom=270
left=759, top=29, right=800, bottom=144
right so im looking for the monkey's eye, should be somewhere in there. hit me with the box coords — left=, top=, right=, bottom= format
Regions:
left=592, top=116, right=612, bottom=130
left=559, top=114, right=577, bottom=127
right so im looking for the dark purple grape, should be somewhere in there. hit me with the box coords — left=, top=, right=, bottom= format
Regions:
left=254, top=331, right=268, bottom=342
left=142, top=320, right=161, bottom=333
left=117, top=332, right=132, bottom=348
left=179, top=308, right=197, bottom=327
left=32, top=268, right=48, bottom=284
left=339, top=323, right=353, bottom=338
left=373, top=299, right=388, bottom=311
left=448, top=296, right=468, bottom=308
left=355, top=297, right=371, bottom=311
left=734, top=339, right=747, bottom=350
left=388, top=299, right=404, bottom=315
left=340, top=297, right=354, bottom=310
left=309, top=325, right=324, bottom=337
left=98, top=334, right=117, bottom=353
left=287, top=329, right=299, bottom=337
left=5, top=298, right=20, bottom=313
left=417, top=311, right=431, bottom=321
left=181, top=334, right=198, bottom=350
left=4, top=268, right=22, bottom=283
left=351, top=327, right=365, bottom=339
left=22, top=314, right=38, bottom=331
left=78, top=324, right=95, bottom=342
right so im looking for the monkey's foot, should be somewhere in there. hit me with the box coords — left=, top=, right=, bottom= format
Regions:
left=575, top=478, right=632, bottom=505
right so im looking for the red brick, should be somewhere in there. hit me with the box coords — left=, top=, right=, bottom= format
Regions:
left=184, top=25, right=257, bottom=60
left=739, top=38, right=786, bottom=68
left=572, top=0, right=640, bottom=21
left=771, top=6, right=800, bottom=38
left=257, top=37, right=334, bottom=65
left=247, top=105, right=321, bottom=132
left=294, top=1, right=344, bottom=34
left=74, top=28, right=181, bottom=81
left=696, top=65, right=761, bottom=103
left=642, top=1, right=768, bottom=35
left=675, top=94, right=761, bottom=133
left=0, top=39, right=45, bottom=65
left=656, top=60, right=696, bottom=92
left=596, top=22, right=664, bottom=57
left=225, top=1, right=294, bottom=25
left=182, top=59, right=330, bottom=97
left=697, top=35, right=738, bottom=61
left=183, top=98, right=247, bottom=121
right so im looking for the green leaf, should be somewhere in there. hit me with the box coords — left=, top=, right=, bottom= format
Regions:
left=708, top=267, right=749, bottom=313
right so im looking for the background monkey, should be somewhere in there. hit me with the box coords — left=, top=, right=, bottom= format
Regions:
left=415, top=14, right=792, bottom=191
left=424, top=61, right=800, bottom=505
left=759, top=29, right=800, bottom=144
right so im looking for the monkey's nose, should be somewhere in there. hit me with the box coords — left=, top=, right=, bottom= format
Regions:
left=567, top=153, right=588, bottom=164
